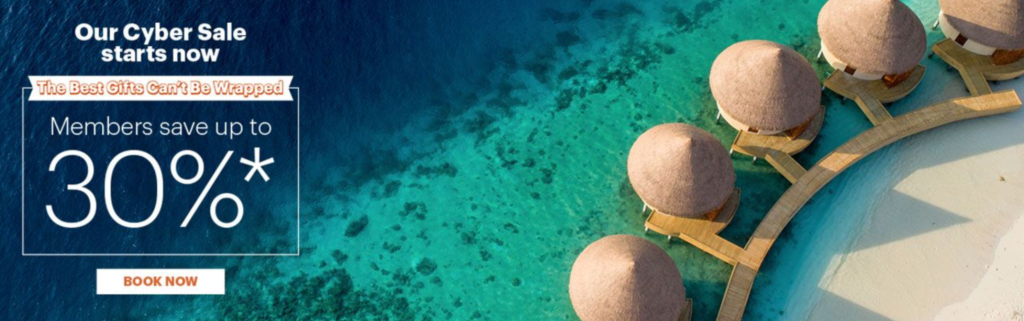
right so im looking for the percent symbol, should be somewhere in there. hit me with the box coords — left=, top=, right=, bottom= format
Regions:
left=174, top=150, right=244, bottom=228
left=45, top=148, right=270, bottom=229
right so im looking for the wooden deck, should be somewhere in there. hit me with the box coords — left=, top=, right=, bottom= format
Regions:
left=764, top=150, right=806, bottom=183
left=646, top=189, right=742, bottom=236
left=825, top=65, right=926, bottom=126
left=719, top=263, right=757, bottom=321
left=730, top=107, right=822, bottom=183
left=826, top=65, right=926, bottom=103
left=730, top=106, right=825, bottom=158
left=707, top=91, right=1021, bottom=321
left=678, top=298, right=693, bottom=321
left=933, top=39, right=1024, bottom=96
left=854, top=96, right=893, bottom=126
left=645, top=189, right=744, bottom=265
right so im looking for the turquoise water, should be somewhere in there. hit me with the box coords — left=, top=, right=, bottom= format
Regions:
left=140, top=0, right=968, bottom=320
left=747, top=1, right=986, bottom=320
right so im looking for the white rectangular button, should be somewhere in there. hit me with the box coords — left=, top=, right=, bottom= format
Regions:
left=97, top=269, right=225, bottom=295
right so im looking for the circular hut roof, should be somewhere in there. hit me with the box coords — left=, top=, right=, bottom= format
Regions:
left=818, top=0, right=926, bottom=75
left=940, top=0, right=1024, bottom=50
left=569, top=235, right=686, bottom=321
left=627, top=123, right=735, bottom=218
left=709, top=40, right=821, bottom=132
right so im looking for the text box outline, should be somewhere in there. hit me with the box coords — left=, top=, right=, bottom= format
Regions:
left=21, top=86, right=301, bottom=257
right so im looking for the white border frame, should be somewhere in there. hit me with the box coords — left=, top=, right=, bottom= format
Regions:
left=21, top=86, right=302, bottom=257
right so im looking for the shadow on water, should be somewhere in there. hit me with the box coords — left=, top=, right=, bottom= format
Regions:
left=810, top=291, right=891, bottom=321
left=746, top=89, right=1024, bottom=320
left=847, top=191, right=970, bottom=252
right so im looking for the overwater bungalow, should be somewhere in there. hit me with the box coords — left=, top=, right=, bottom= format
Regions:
left=932, top=0, right=1024, bottom=95
left=569, top=235, right=691, bottom=321
left=710, top=40, right=823, bottom=182
left=818, top=0, right=927, bottom=125
left=570, top=2, right=1024, bottom=321
left=627, top=123, right=741, bottom=238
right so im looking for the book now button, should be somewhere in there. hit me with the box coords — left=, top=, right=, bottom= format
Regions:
left=96, top=269, right=225, bottom=295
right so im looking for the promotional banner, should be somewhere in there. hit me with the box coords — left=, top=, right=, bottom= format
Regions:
left=4, top=1, right=1024, bottom=321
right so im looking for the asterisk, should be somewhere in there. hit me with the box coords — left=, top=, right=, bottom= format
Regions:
left=240, top=147, right=274, bottom=182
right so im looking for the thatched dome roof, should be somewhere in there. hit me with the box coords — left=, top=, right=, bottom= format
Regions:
left=940, top=0, right=1024, bottom=50
left=710, top=40, right=821, bottom=132
left=627, top=123, right=735, bottom=218
left=818, top=0, right=927, bottom=75
left=569, top=235, right=686, bottom=321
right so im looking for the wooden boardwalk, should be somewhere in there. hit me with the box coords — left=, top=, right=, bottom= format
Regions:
left=764, top=150, right=806, bottom=183
left=731, top=107, right=825, bottom=158
left=645, top=189, right=744, bottom=265
left=707, top=91, right=1021, bottom=320
left=933, top=39, right=1024, bottom=96
left=730, top=107, right=822, bottom=183
left=854, top=96, right=893, bottom=126
left=825, top=65, right=926, bottom=126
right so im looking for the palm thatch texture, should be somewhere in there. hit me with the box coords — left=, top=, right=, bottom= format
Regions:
left=818, top=0, right=926, bottom=80
left=628, top=123, right=736, bottom=218
left=938, top=0, right=1024, bottom=63
left=569, top=235, right=686, bottom=321
left=710, top=40, right=822, bottom=134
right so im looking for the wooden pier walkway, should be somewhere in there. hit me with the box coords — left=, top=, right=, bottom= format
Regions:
left=730, top=107, right=825, bottom=159
left=705, top=90, right=1021, bottom=320
left=764, top=150, right=806, bottom=183
left=825, top=65, right=925, bottom=126
left=730, top=107, right=823, bottom=182
left=645, top=189, right=744, bottom=265
left=854, top=96, right=893, bottom=126
left=933, top=39, right=1024, bottom=97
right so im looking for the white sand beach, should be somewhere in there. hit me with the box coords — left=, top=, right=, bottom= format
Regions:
left=805, top=81, right=1024, bottom=320
left=935, top=214, right=1024, bottom=320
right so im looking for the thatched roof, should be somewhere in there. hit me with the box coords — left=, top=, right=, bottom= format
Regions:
left=569, top=235, right=686, bottom=321
left=627, top=123, right=735, bottom=218
left=940, top=0, right=1024, bottom=49
left=710, top=40, right=821, bottom=132
left=818, top=0, right=927, bottom=75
